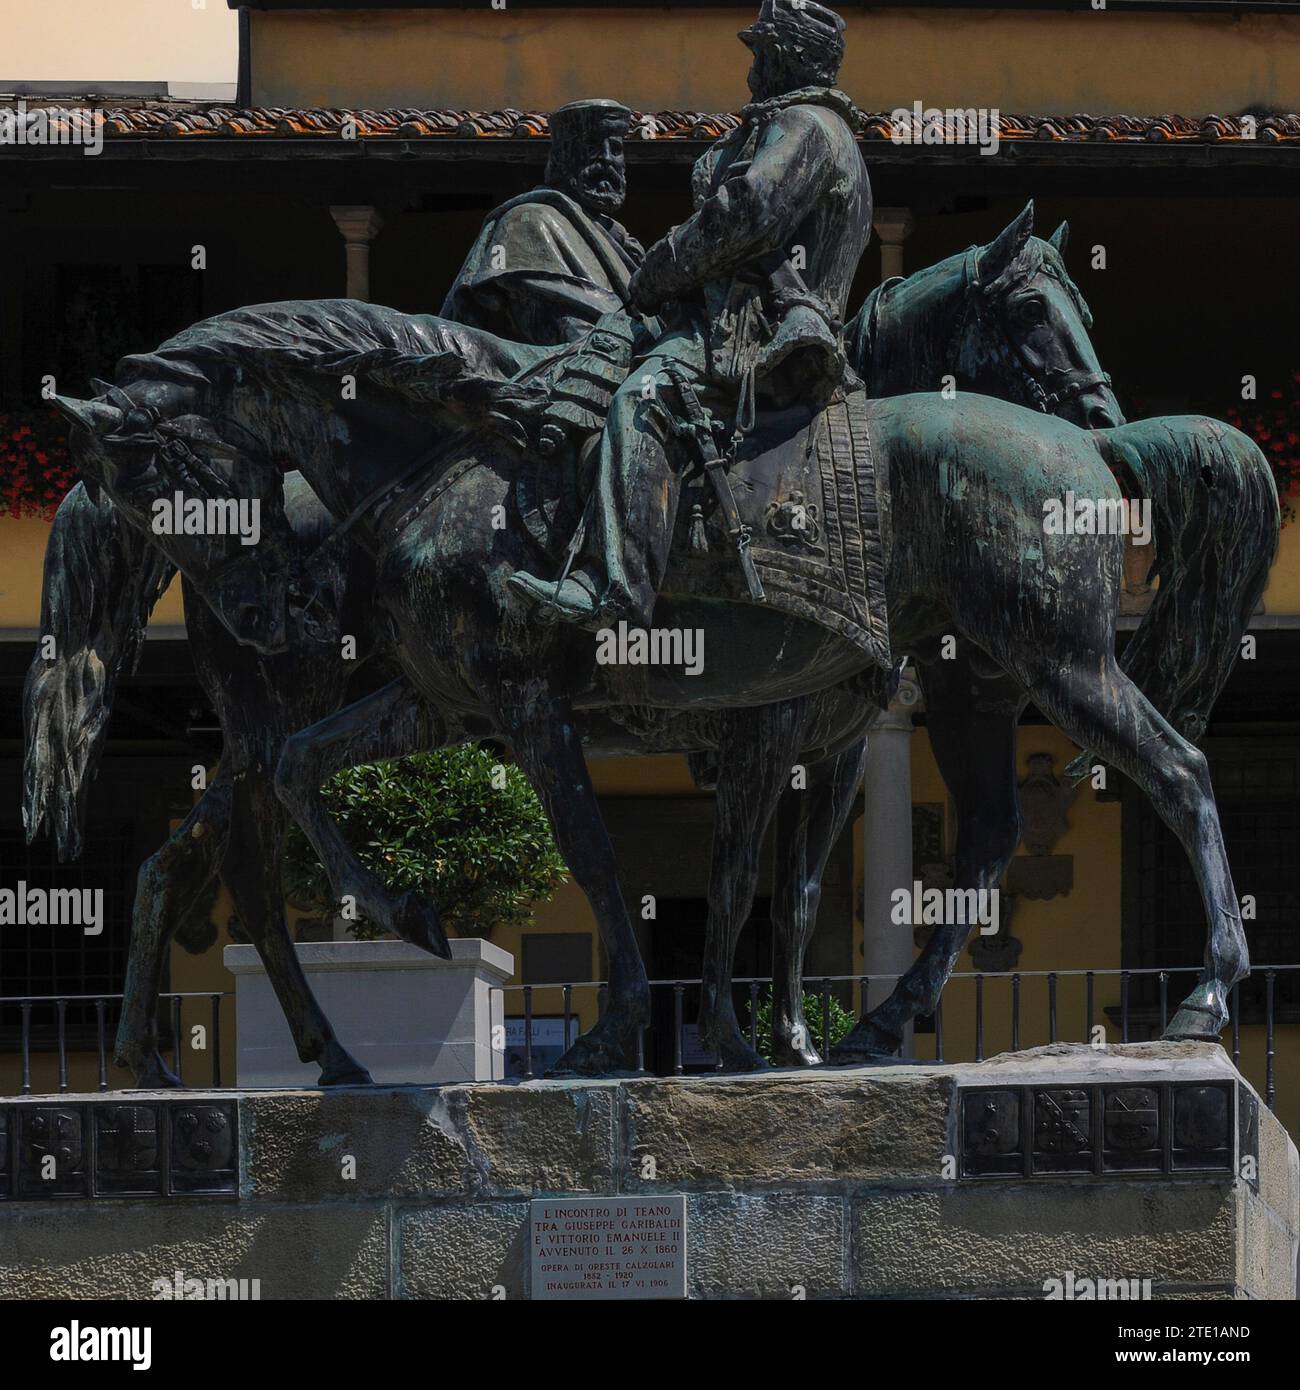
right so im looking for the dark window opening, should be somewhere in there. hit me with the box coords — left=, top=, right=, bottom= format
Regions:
left=0, top=810, right=136, bottom=1046
left=645, top=896, right=774, bottom=1075
left=1122, top=738, right=1300, bottom=1024
left=23, top=262, right=203, bottom=402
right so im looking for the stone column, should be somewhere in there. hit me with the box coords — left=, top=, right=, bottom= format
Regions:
left=861, top=673, right=921, bottom=1053
left=330, top=205, right=383, bottom=302
left=874, top=207, right=915, bottom=283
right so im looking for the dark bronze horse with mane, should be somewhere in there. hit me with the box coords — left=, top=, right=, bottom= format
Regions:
left=28, top=208, right=1128, bottom=1082
left=39, top=241, right=1275, bottom=1077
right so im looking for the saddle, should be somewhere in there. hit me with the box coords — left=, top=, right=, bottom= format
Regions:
left=514, top=339, right=892, bottom=672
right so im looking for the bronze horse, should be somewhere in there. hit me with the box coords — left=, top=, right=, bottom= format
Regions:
left=29, top=209, right=1123, bottom=1083
left=41, top=232, right=1275, bottom=1077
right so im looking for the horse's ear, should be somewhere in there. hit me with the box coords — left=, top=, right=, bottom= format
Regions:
left=1048, top=220, right=1070, bottom=257
left=52, top=398, right=121, bottom=501
left=89, top=377, right=114, bottom=397
left=979, top=200, right=1035, bottom=289
left=51, top=394, right=122, bottom=440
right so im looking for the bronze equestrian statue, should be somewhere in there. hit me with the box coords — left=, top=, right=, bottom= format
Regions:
left=27, top=201, right=1128, bottom=1081
left=27, top=205, right=1125, bottom=1083
left=29, top=1, right=1277, bottom=1082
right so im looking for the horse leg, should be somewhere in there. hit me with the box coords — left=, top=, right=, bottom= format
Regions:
left=221, top=750, right=376, bottom=1085
left=1026, top=660, right=1247, bottom=1040
left=769, top=740, right=869, bottom=1066
left=699, top=699, right=810, bottom=1071
left=486, top=686, right=649, bottom=1075
left=833, top=665, right=1024, bottom=1060
left=116, top=768, right=232, bottom=1086
left=274, top=676, right=450, bottom=957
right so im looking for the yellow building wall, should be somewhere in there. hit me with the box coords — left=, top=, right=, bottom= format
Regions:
left=250, top=7, right=1300, bottom=115
left=1262, top=515, right=1300, bottom=615
left=0, top=514, right=184, bottom=629
left=8, top=0, right=236, bottom=88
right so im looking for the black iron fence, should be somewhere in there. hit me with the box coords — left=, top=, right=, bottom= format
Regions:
left=500, top=964, right=1300, bottom=1116
left=2, top=967, right=1296, bottom=1119
left=0, top=991, right=229, bottom=1093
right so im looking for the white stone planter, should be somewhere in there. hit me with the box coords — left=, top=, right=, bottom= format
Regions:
left=223, top=939, right=513, bottom=1086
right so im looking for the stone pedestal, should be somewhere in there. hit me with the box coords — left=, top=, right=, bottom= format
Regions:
left=0, top=1043, right=1292, bottom=1299
left=224, top=939, right=512, bottom=1086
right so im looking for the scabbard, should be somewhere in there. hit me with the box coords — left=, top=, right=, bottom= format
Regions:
left=666, top=370, right=766, bottom=604
left=704, top=457, right=766, bottom=604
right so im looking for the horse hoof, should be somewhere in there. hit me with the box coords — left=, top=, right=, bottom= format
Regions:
left=828, top=1019, right=901, bottom=1065
left=547, top=1019, right=631, bottom=1077
left=1163, top=1005, right=1226, bottom=1042
left=319, top=1060, right=374, bottom=1086
left=319, top=1041, right=374, bottom=1086
left=393, top=890, right=451, bottom=959
left=771, top=1042, right=821, bottom=1068
left=135, top=1053, right=184, bottom=1089
left=714, top=1038, right=771, bottom=1073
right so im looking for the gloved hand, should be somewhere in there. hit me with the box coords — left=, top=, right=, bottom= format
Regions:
left=628, top=235, right=683, bottom=314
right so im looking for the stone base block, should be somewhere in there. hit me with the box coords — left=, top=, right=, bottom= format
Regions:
left=0, top=1044, right=1293, bottom=1299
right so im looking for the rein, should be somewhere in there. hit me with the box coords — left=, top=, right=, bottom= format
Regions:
left=306, top=435, right=454, bottom=565
left=251, top=437, right=471, bottom=628
left=959, top=245, right=1113, bottom=414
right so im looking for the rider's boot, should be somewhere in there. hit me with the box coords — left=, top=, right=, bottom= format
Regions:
left=508, top=564, right=609, bottom=628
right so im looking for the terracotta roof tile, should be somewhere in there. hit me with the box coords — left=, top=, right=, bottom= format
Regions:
left=6, top=101, right=1299, bottom=146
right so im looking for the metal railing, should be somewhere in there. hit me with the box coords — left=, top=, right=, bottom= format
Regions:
left=500, top=965, right=1300, bottom=1114
left=0, top=991, right=229, bottom=1094
left=1, top=966, right=1295, bottom=1114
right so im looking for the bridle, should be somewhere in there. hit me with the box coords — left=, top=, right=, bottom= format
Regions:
left=957, top=243, right=1113, bottom=415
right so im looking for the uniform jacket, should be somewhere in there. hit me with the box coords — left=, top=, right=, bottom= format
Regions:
left=635, top=87, right=871, bottom=387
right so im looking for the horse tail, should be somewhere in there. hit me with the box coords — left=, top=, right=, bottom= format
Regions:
left=22, top=483, right=176, bottom=859
left=1075, top=417, right=1278, bottom=769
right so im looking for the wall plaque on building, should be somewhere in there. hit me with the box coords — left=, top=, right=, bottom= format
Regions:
left=530, top=1195, right=687, bottom=1300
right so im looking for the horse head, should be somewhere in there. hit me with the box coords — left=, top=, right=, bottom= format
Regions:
left=52, top=383, right=296, bottom=657
left=849, top=201, right=1124, bottom=429
left=968, top=201, right=1124, bottom=428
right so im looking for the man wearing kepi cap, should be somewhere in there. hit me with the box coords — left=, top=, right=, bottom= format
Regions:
left=442, top=99, right=644, bottom=346
left=508, top=0, right=871, bottom=629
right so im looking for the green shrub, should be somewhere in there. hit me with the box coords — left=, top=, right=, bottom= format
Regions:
left=750, top=988, right=856, bottom=1062
left=283, top=746, right=568, bottom=939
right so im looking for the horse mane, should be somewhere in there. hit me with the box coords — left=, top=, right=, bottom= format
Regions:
left=22, top=482, right=175, bottom=859
left=115, top=299, right=462, bottom=391
left=846, top=248, right=968, bottom=393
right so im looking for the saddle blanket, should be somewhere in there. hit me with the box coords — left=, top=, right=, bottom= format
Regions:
left=663, top=382, right=892, bottom=671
